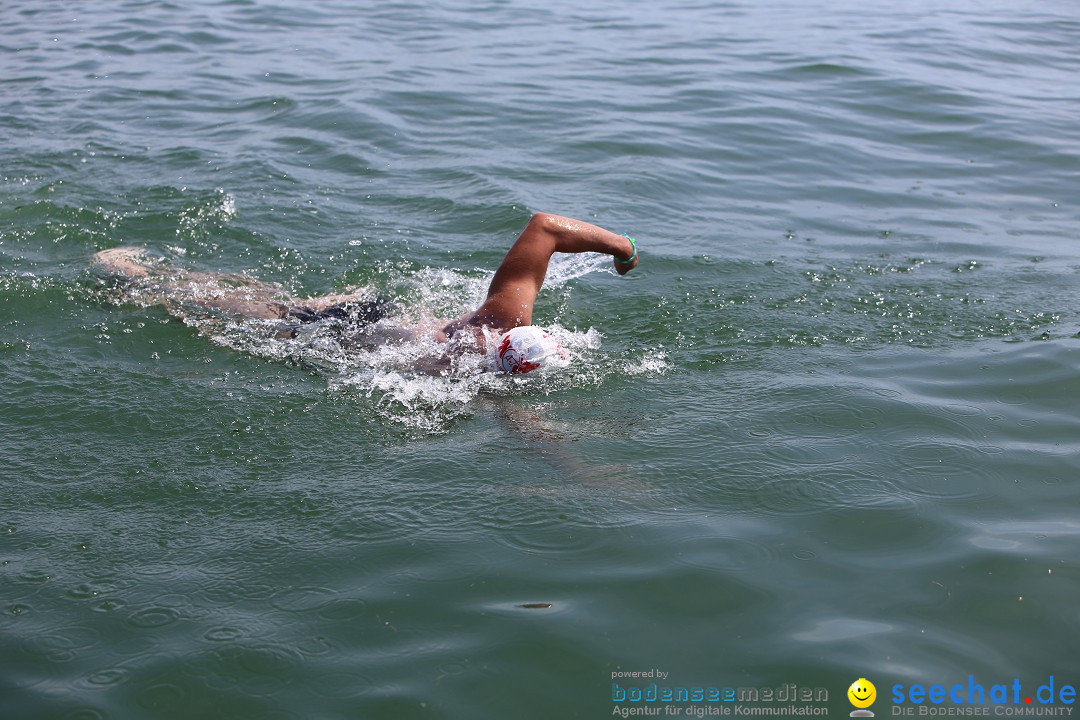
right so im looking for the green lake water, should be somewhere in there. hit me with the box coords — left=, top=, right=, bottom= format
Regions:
left=2, top=1, right=1079, bottom=718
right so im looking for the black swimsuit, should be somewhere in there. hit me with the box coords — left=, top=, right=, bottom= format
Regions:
left=275, top=298, right=397, bottom=340
left=284, top=298, right=395, bottom=324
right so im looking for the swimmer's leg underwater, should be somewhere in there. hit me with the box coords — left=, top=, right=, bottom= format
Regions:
left=91, top=247, right=388, bottom=322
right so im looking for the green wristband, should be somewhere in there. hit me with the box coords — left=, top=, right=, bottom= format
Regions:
left=617, top=233, right=637, bottom=265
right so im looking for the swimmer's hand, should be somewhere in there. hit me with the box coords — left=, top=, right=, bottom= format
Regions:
left=614, top=254, right=638, bottom=275
left=614, top=234, right=638, bottom=275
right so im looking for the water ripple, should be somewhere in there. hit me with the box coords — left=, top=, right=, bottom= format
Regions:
left=3, top=1, right=1080, bottom=716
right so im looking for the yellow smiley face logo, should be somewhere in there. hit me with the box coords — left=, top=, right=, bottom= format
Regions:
left=848, top=678, right=877, bottom=709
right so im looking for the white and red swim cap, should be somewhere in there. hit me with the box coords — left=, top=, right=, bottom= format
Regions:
left=493, top=326, right=569, bottom=374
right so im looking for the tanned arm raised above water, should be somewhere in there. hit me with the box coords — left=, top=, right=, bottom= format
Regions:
left=443, top=213, right=639, bottom=336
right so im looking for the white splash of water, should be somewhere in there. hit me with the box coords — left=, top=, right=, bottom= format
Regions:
left=623, top=348, right=672, bottom=376
left=216, top=189, right=236, bottom=221
left=544, top=252, right=612, bottom=287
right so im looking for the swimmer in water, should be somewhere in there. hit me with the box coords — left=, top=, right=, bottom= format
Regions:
left=92, top=212, right=639, bottom=374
